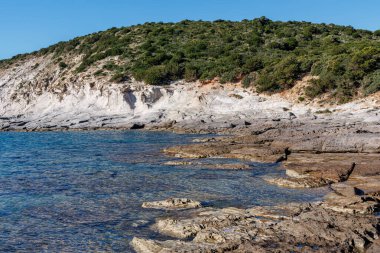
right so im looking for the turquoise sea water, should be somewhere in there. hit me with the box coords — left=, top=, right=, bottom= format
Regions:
left=0, top=131, right=327, bottom=252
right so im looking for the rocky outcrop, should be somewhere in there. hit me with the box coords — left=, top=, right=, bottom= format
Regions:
left=162, top=118, right=380, bottom=190
left=142, top=198, right=202, bottom=210
left=264, top=153, right=380, bottom=188
left=133, top=201, right=380, bottom=252
left=1, top=53, right=379, bottom=132
left=134, top=166, right=380, bottom=252
left=139, top=109, right=380, bottom=252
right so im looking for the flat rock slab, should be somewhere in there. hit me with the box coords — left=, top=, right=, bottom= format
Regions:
left=346, top=175, right=380, bottom=198
left=331, top=182, right=364, bottom=197
left=164, top=143, right=283, bottom=163
left=323, top=192, right=379, bottom=214
left=142, top=198, right=202, bottom=210
left=164, top=161, right=251, bottom=170
left=282, top=153, right=380, bottom=185
left=133, top=203, right=380, bottom=253
left=264, top=176, right=331, bottom=188
left=201, top=163, right=251, bottom=170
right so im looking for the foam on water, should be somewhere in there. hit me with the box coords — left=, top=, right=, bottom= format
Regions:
left=0, top=131, right=328, bottom=252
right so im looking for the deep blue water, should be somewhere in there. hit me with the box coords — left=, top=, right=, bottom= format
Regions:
left=0, top=131, right=327, bottom=252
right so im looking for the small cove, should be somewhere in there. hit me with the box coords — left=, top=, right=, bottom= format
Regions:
left=0, top=131, right=328, bottom=252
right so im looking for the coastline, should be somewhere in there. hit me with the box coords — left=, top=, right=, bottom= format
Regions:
left=1, top=81, right=379, bottom=251
left=1, top=12, right=380, bottom=252
left=2, top=113, right=380, bottom=252
left=132, top=117, right=379, bottom=252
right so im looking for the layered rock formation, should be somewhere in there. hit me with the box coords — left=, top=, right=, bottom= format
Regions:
left=1, top=53, right=380, bottom=132
left=149, top=115, right=380, bottom=252
left=132, top=201, right=379, bottom=252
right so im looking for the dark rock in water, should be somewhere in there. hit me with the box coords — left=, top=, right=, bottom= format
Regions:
left=289, top=112, right=297, bottom=120
left=230, top=123, right=237, bottom=128
left=244, top=121, right=251, bottom=126
left=130, top=123, right=145, bottom=129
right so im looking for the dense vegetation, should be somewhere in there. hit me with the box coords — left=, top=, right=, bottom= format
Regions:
left=1, top=17, right=380, bottom=102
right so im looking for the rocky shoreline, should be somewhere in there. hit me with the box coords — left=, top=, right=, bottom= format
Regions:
left=1, top=113, right=380, bottom=252
left=130, top=117, right=380, bottom=252
left=1, top=17, right=379, bottom=252
left=1, top=69, right=379, bottom=251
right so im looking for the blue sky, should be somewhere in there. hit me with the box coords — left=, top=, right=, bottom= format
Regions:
left=1, top=0, right=379, bottom=60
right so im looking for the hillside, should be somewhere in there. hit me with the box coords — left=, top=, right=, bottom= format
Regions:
left=2, top=16, right=380, bottom=253
left=1, top=17, right=380, bottom=103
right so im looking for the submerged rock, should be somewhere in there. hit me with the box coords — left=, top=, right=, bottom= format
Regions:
left=142, top=198, right=202, bottom=210
left=201, top=163, right=251, bottom=170
left=163, top=161, right=193, bottom=166
left=164, top=160, right=251, bottom=170
left=131, top=219, right=150, bottom=228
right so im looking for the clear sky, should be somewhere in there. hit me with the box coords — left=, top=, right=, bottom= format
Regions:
left=1, top=0, right=379, bottom=60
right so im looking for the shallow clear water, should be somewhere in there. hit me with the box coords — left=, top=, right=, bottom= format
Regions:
left=0, top=131, right=327, bottom=252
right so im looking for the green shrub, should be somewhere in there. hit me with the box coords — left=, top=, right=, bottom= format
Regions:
left=110, top=72, right=129, bottom=83
left=58, top=62, right=68, bottom=69
left=256, top=56, right=301, bottom=92
left=1, top=18, right=379, bottom=102
left=184, top=64, right=199, bottom=81
left=242, top=72, right=257, bottom=88
left=306, top=74, right=334, bottom=98
left=243, top=57, right=263, bottom=73
left=141, top=65, right=168, bottom=85
left=220, top=69, right=239, bottom=83
left=363, top=70, right=380, bottom=95
left=94, top=70, right=104, bottom=76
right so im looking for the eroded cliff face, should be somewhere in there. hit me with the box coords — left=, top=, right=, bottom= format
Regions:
left=0, top=54, right=380, bottom=131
